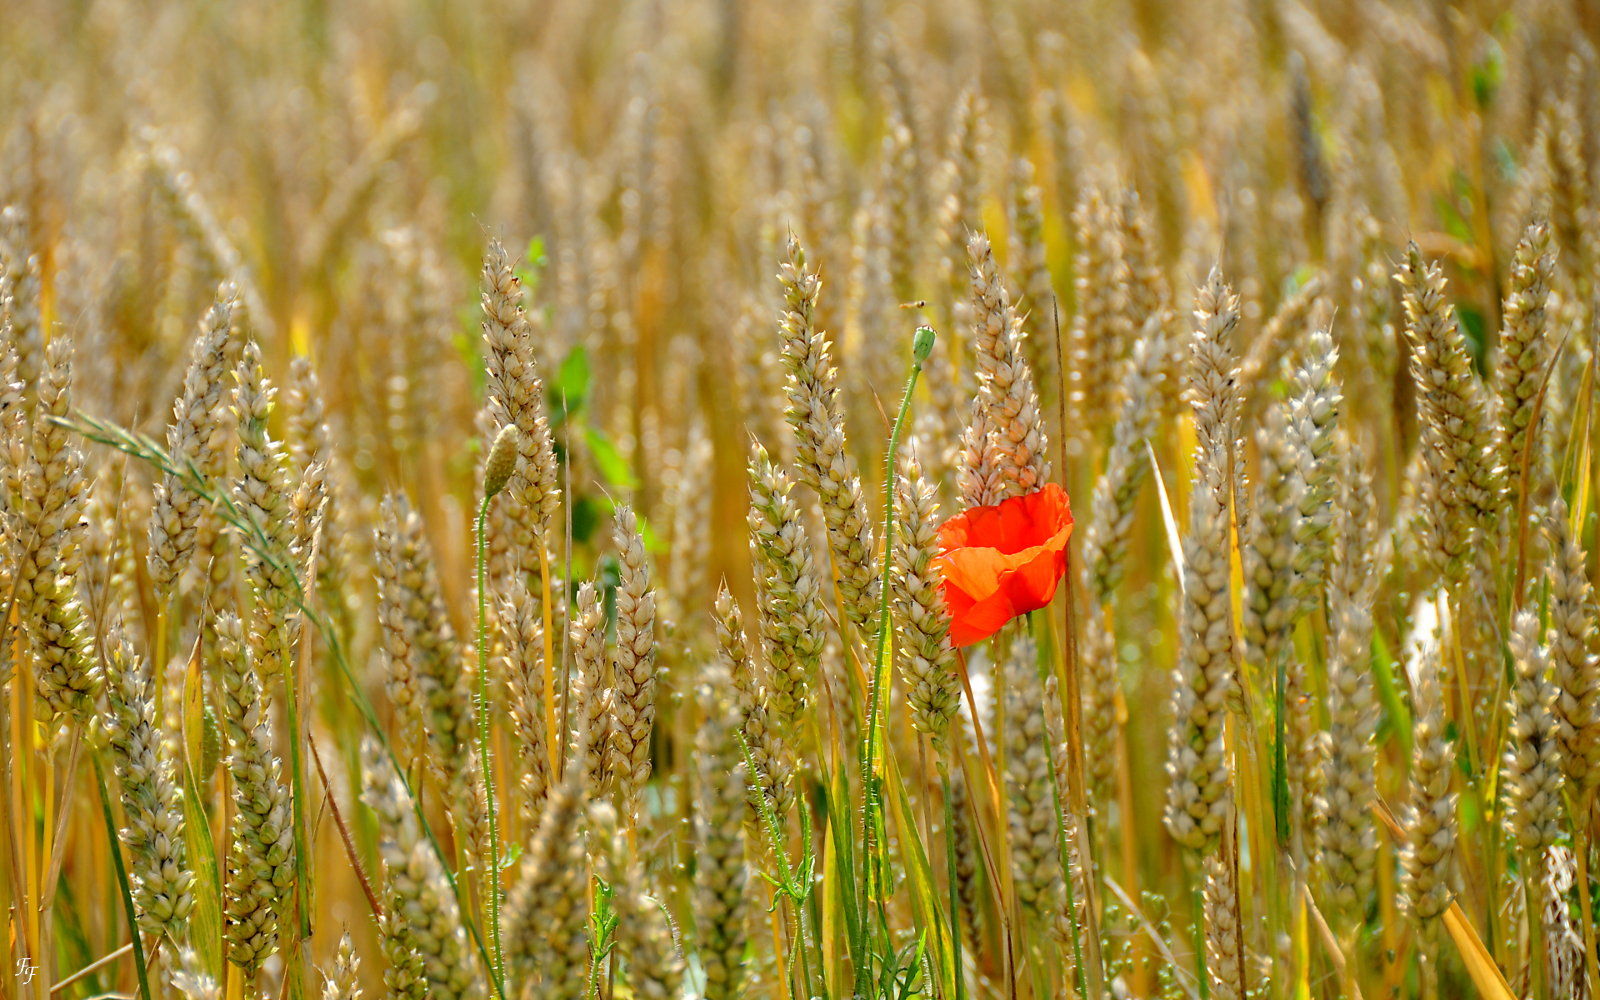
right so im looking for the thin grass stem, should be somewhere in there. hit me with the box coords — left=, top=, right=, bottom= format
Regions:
left=476, top=495, right=506, bottom=994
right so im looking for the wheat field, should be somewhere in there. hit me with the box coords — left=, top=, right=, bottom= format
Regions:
left=2, top=1, right=1599, bottom=998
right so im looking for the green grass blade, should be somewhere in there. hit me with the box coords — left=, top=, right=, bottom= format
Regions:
left=92, top=753, right=152, bottom=1000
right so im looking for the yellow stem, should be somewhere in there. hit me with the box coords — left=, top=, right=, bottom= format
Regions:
left=23, top=664, right=41, bottom=996
left=1576, top=792, right=1600, bottom=1000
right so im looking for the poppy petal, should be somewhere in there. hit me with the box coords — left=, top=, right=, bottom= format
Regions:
left=937, top=483, right=1074, bottom=647
left=946, top=583, right=1018, bottom=646
left=1001, top=541, right=1068, bottom=615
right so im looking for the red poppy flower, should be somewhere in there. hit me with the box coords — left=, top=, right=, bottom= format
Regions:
left=935, top=483, right=1073, bottom=647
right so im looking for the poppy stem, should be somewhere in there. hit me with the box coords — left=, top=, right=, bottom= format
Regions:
left=857, top=325, right=933, bottom=995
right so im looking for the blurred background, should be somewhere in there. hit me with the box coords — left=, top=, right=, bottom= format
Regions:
left=4, top=1, right=1600, bottom=996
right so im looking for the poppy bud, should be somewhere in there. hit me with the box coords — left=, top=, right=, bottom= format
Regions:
left=484, top=424, right=521, bottom=500
left=913, top=325, right=937, bottom=364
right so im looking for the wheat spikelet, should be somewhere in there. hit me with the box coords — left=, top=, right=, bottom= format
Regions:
left=1547, top=500, right=1600, bottom=791
left=504, top=774, right=589, bottom=996
left=1505, top=607, right=1565, bottom=854
left=166, top=946, right=222, bottom=1000
left=1242, top=401, right=1299, bottom=674
left=1538, top=844, right=1588, bottom=1000
left=1040, top=686, right=1091, bottom=953
left=879, top=105, right=921, bottom=305
left=360, top=740, right=482, bottom=1000
left=28, top=569, right=99, bottom=724
left=1315, top=453, right=1378, bottom=915
left=0, top=205, right=45, bottom=410
left=1237, top=277, right=1325, bottom=404
left=299, top=89, right=428, bottom=273
left=662, top=425, right=713, bottom=646
left=845, top=192, right=900, bottom=410
left=500, top=576, right=552, bottom=824
left=378, top=907, right=430, bottom=1000
left=283, top=355, right=328, bottom=477
left=1068, top=179, right=1132, bottom=452
left=103, top=631, right=194, bottom=938
left=1496, top=220, right=1556, bottom=505
left=716, top=584, right=793, bottom=824
left=1120, top=186, right=1171, bottom=326
left=1081, top=317, right=1172, bottom=602
left=734, top=295, right=790, bottom=463
left=1285, top=328, right=1341, bottom=603
left=597, top=802, right=684, bottom=1000
left=11, top=338, right=99, bottom=722
left=374, top=494, right=431, bottom=756
left=776, top=234, right=878, bottom=632
left=961, top=231, right=1050, bottom=507
left=1401, top=631, right=1457, bottom=922
left=570, top=579, right=614, bottom=798
left=233, top=339, right=306, bottom=706
left=608, top=504, right=657, bottom=814
left=958, top=393, right=1006, bottom=513
left=373, top=494, right=479, bottom=821
left=216, top=611, right=294, bottom=974
left=892, top=452, right=960, bottom=749
left=662, top=425, right=712, bottom=638
left=1537, top=94, right=1593, bottom=295
left=1009, top=157, right=1053, bottom=324
left=320, top=930, right=361, bottom=1000
left=945, top=732, right=984, bottom=942
left=1396, top=244, right=1501, bottom=583
left=142, top=133, right=271, bottom=337
left=1078, top=319, right=1171, bottom=800
left=1203, top=843, right=1244, bottom=1000
left=148, top=283, right=239, bottom=599
left=0, top=338, right=19, bottom=615
left=1077, top=600, right=1120, bottom=801
left=1004, top=641, right=1062, bottom=913
left=480, top=238, right=561, bottom=544
left=936, top=85, right=985, bottom=313
left=289, top=455, right=327, bottom=592
left=747, top=442, right=827, bottom=727
left=213, top=612, right=258, bottom=746
left=694, top=675, right=750, bottom=1000
left=1163, top=273, right=1241, bottom=854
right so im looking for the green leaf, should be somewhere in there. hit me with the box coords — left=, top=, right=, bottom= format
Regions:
left=571, top=494, right=605, bottom=545
left=515, top=236, right=547, bottom=299
left=1492, top=138, right=1519, bottom=185
left=455, top=322, right=486, bottom=401
left=584, top=426, right=641, bottom=490
left=94, top=755, right=154, bottom=1000
left=589, top=492, right=665, bottom=552
left=825, top=758, right=866, bottom=983
left=1282, top=264, right=1317, bottom=298
left=1471, top=36, right=1504, bottom=109
left=1370, top=629, right=1413, bottom=761
left=1432, top=178, right=1474, bottom=247
left=553, top=345, right=591, bottom=423
left=1458, top=303, right=1488, bottom=375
